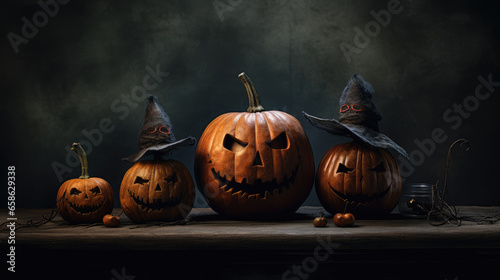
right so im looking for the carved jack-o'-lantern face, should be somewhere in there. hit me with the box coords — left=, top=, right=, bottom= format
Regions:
left=56, top=143, right=114, bottom=224
left=315, top=141, right=402, bottom=217
left=194, top=73, right=315, bottom=217
left=57, top=178, right=114, bottom=224
left=120, top=159, right=195, bottom=223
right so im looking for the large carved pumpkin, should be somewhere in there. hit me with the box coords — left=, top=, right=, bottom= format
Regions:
left=120, top=159, right=195, bottom=223
left=194, top=73, right=315, bottom=217
left=316, top=141, right=401, bottom=217
left=57, top=143, right=114, bottom=224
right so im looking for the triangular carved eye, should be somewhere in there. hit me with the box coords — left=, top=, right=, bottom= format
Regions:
left=134, top=176, right=150, bottom=185
left=370, top=162, right=386, bottom=173
left=90, top=186, right=101, bottom=195
left=336, top=163, right=354, bottom=173
left=70, top=188, right=82, bottom=196
left=266, top=132, right=288, bottom=149
left=223, top=134, right=248, bottom=153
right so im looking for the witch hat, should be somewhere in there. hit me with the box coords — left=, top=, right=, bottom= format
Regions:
left=303, top=74, right=408, bottom=159
left=123, top=95, right=196, bottom=163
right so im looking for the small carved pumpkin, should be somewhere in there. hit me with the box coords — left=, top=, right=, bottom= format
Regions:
left=194, top=73, right=315, bottom=217
left=120, top=159, right=195, bottom=223
left=316, top=141, right=401, bottom=217
left=56, top=143, right=114, bottom=224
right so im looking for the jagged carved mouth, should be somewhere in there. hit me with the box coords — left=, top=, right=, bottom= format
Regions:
left=128, top=190, right=181, bottom=211
left=329, top=183, right=391, bottom=205
left=211, top=163, right=299, bottom=200
left=66, top=198, right=104, bottom=215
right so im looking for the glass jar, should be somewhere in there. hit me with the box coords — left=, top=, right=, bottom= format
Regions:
left=398, top=183, right=432, bottom=218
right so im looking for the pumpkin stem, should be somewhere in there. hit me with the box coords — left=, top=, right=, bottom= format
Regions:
left=238, top=72, right=264, bottom=113
left=71, top=143, right=90, bottom=179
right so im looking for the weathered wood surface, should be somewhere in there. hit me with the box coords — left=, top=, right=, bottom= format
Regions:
left=2, top=206, right=500, bottom=251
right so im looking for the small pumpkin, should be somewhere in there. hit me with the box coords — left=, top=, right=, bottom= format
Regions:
left=316, top=141, right=402, bottom=217
left=333, top=212, right=355, bottom=227
left=313, top=213, right=327, bottom=227
left=194, top=73, right=315, bottom=217
left=103, top=214, right=120, bottom=227
left=120, top=159, right=195, bottom=223
left=56, top=143, right=114, bottom=224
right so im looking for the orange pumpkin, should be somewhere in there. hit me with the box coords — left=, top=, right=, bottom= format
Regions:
left=316, top=141, right=401, bottom=217
left=57, top=143, right=114, bottom=224
left=194, top=73, right=315, bottom=217
left=120, top=159, right=195, bottom=223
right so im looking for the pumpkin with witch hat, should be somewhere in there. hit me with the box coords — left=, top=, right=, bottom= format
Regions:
left=303, top=74, right=408, bottom=218
left=120, top=96, right=196, bottom=223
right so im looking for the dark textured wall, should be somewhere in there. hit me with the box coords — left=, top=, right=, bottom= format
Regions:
left=2, top=0, right=500, bottom=208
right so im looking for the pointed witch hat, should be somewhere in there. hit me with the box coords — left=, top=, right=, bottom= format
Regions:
left=123, top=95, right=196, bottom=163
left=303, top=74, right=408, bottom=159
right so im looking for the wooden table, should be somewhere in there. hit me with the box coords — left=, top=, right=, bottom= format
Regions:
left=2, top=206, right=500, bottom=279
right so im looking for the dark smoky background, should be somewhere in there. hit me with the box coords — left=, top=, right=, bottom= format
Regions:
left=1, top=0, right=499, bottom=209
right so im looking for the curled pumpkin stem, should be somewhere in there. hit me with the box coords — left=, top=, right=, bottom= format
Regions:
left=426, top=139, right=472, bottom=226
left=71, top=143, right=90, bottom=179
left=238, top=72, right=264, bottom=113
left=442, top=139, right=471, bottom=199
